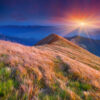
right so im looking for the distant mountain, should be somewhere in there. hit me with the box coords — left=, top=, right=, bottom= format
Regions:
left=0, top=34, right=100, bottom=99
left=0, top=25, right=62, bottom=39
left=0, top=33, right=37, bottom=45
left=1, top=25, right=100, bottom=40
left=66, top=36, right=100, bottom=56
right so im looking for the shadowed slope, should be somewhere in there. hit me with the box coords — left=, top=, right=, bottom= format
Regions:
left=66, top=36, right=100, bottom=56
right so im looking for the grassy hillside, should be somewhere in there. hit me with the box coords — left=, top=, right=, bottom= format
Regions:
left=0, top=34, right=100, bottom=100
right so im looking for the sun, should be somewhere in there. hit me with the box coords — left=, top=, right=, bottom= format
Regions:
left=79, top=22, right=86, bottom=27
left=61, top=15, right=100, bottom=36
left=74, top=19, right=88, bottom=28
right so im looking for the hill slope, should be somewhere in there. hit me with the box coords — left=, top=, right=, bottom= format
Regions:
left=0, top=34, right=100, bottom=100
left=66, top=36, right=100, bottom=56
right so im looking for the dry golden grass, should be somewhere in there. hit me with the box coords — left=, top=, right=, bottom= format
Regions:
left=0, top=34, right=100, bottom=100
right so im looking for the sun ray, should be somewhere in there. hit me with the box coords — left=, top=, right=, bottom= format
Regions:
left=61, top=14, right=100, bottom=36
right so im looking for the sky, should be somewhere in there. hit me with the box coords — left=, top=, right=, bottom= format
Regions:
left=0, top=0, right=100, bottom=25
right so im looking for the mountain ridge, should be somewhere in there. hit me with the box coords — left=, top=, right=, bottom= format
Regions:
left=66, top=35, right=100, bottom=56
left=0, top=33, right=100, bottom=57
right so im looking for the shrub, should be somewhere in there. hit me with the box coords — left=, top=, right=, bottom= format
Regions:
left=38, top=88, right=71, bottom=100
left=36, top=78, right=46, bottom=89
left=38, top=80, right=72, bottom=100
left=79, top=83, right=92, bottom=91
left=0, top=67, right=21, bottom=100
left=0, top=62, right=5, bottom=68
left=67, top=80, right=93, bottom=99
left=0, top=54, right=8, bottom=57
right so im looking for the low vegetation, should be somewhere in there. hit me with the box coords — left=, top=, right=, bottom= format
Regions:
left=0, top=34, right=100, bottom=100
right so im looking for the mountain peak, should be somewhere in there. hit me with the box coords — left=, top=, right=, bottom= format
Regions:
left=36, top=33, right=64, bottom=45
left=36, top=33, right=80, bottom=49
left=48, top=33, right=59, bottom=37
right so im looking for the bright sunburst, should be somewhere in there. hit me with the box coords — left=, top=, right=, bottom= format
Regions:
left=62, top=15, right=100, bottom=36
left=80, top=22, right=86, bottom=27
